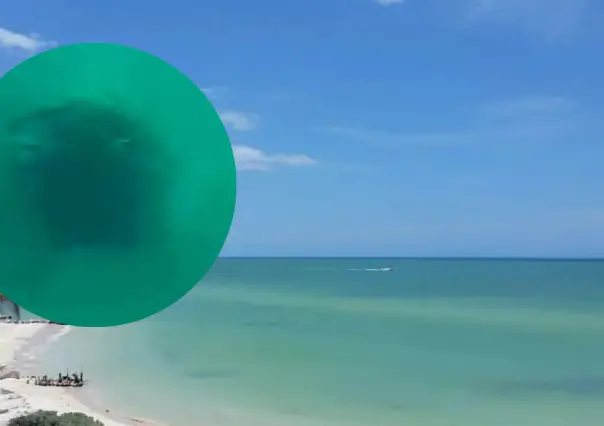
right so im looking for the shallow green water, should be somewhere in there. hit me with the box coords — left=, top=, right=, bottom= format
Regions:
left=44, top=258, right=604, bottom=425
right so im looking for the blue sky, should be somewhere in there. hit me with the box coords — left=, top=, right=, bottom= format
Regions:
left=1, top=0, right=603, bottom=257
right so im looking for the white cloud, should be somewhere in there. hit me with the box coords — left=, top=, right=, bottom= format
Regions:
left=219, top=111, right=259, bottom=131
left=200, top=86, right=228, bottom=101
left=481, top=96, right=575, bottom=118
left=327, top=95, right=582, bottom=147
left=373, top=0, right=404, bottom=5
left=326, top=126, right=462, bottom=146
left=210, top=92, right=316, bottom=171
left=0, top=27, right=57, bottom=53
left=233, top=144, right=316, bottom=171
left=464, top=0, right=590, bottom=38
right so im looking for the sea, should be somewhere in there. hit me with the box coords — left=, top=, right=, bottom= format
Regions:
left=35, top=258, right=604, bottom=426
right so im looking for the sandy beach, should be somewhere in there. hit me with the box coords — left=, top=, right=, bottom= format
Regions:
left=0, top=322, right=158, bottom=426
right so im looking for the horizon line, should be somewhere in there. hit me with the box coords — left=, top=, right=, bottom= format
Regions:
left=217, top=256, right=604, bottom=261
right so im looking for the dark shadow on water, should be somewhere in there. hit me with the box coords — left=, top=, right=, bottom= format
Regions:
left=493, top=377, right=604, bottom=397
left=186, top=370, right=237, bottom=380
left=241, top=320, right=282, bottom=328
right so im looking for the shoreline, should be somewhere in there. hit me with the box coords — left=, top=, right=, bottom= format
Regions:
left=0, top=322, right=162, bottom=426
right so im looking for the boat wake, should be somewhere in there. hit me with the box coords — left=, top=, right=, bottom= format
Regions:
left=348, top=267, right=393, bottom=272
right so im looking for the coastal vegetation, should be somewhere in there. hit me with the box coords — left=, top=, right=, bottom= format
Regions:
left=8, top=410, right=104, bottom=426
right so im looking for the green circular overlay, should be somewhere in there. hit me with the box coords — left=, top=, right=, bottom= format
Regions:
left=0, top=43, right=236, bottom=327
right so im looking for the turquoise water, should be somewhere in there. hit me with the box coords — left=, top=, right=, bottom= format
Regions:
left=44, top=258, right=604, bottom=426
